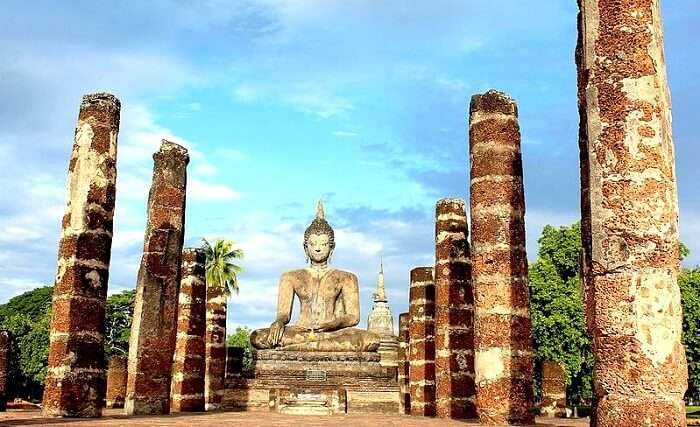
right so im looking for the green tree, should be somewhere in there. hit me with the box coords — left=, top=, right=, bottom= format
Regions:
left=227, top=326, right=253, bottom=375
left=528, top=222, right=592, bottom=404
left=104, top=289, right=136, bottom=357
left=0, top=286, right=53, bottom=323
left=0, top=286, right=53, bottom=400
left=680, top=267, right=700, bottom=401
left=202, top=238, right=244, bottom=296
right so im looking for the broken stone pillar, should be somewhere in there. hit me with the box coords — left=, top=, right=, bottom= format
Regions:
left=576, top=1, right=688, bottom=425
left=205, top=284, right=227, bottom=410
left=125, top=140, right=189, bottom=416
left=0, top=331, right=7, bottom=412
left=42, top=93, right=121, bottom=418
left=434, top=198, right=475, bottom=419
left=540, top=361, right=566, bottom=418
left=408, top=267, right=436, bottom=417
left=398, top=312, right=410, bottom=415
left=171, top=247, right=206, bottom=413
left=469, top=90, right=534, bottom=425
left=105, top=355, right=127, bottom=409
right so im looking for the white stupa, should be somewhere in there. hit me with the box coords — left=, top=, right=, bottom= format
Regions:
left=367, top=258, right=394, bottom=336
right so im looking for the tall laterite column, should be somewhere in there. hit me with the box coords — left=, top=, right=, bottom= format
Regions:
left=469, top=90, right=534, bottom=425
left=42, top=93, right=120, bottom=417
left=576, top=1, right=688, bottom=424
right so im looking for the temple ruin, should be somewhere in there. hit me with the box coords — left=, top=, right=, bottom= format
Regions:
left=125, top=140, right=189, bottom=415
left=469, top=90, right=534, bottom=425
left=408, top=267, right=436, bottom=417
left=576, top=0, right=688, bottom=424
left=171, top=248, right=207, bottom=412
left=434, top=198, right=475, bottom=419
left=105, top=355, right=127, bottom=409
left=42, top=93, right=121, bottom=418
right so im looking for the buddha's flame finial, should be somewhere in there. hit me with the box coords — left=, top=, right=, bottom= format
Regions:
left=316, top=198, right=325, bottom=220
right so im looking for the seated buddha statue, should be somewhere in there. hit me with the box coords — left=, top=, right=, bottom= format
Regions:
left=250, top=201, right=380, bottom=352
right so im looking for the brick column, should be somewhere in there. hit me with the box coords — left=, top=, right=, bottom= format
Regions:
left=434, top=198, right=475, bottom=419
left=398, top=312, right=410, bottom=415
left=42, top=93, right=120, bottom=417
left=171, top=248, right=206, bottom=412
left=105, top=355, right=127, bottom=409
left=0, top=331, right=8, bottom=412
left=408, top=267, right=435, bottom=417
left=576, top=1, right=688, bottom=425
left=469, top=90, right=534, bottom=425
left=125, top=140, right=189, bottom=415
left=540, top=361, right=566, bottom=418
left=205, top=284, right=227, bottom=410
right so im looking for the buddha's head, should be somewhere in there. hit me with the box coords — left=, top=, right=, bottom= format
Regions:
left=304, top=200, right=335, bottom=264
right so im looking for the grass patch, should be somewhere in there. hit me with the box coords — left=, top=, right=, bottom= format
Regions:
left=688, top=406, right=700, bottom=418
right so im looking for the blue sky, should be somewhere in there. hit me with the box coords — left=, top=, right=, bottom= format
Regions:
left=1, top=1, right=698, bottom=331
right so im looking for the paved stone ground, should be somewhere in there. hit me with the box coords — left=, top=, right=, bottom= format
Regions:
left=0, top=409, right=590, bottom=426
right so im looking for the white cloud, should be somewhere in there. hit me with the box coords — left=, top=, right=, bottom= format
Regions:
left=189, top=179, right=242, bottom=202
left=332, top=130, right=359, bottom=138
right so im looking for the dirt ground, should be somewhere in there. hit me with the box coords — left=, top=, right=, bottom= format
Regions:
left=0, top=408, right=590, bottom=426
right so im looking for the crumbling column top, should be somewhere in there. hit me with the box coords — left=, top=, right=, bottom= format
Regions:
left=470, top=90, right=518, bottom=116
left=80, top=92, right=121, bottom=111
left=410, top=267, right=433, bottom=284
left=156, top=139, right=190, bottom=163
left=436, top=197, right=465, bottom=207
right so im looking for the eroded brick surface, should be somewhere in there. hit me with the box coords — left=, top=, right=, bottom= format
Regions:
left=171, top=248, right=206, bottom=412
left=408, top=267, right=435, bottom=417
left=125, top=140, right=189, bottom=416
left=469, top=90, right=534, bottom=425
left=42, top=93, right=121, bottom=418
left=539, top=361, right=566, bottom=418
left=434, top=198, right=475, bottom=419
left=576, top=1, right=688, bottom=425
left=398, top=313, right=410, bottom=415
left=205, top=284, right=227, bottom=410
left=0, top=331, right=8, bottom=412
left=105, top=355, right=127, bottom=409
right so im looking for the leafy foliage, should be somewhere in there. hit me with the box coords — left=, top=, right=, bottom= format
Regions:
left=0, top=286, right=53, bottom=400
left=227, top=326, right=254, bottom=375
left=680, top=267, right=700, bottom=401
left=0, top=286, right=136, bottom=400
left=202, top=238, right=244, bottom=296
left=105, top=289, right=136, bottom=356
left=528, top=222, right=592, bottom=404
left=0, top=286, right=53, bottom=323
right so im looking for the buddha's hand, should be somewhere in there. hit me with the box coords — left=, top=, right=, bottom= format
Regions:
left=316, top=319, right=339, bottom=332
left=267, top=320, right=285, bottom=348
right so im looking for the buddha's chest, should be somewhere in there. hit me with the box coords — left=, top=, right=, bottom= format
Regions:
left=294, top=273, right=344, bottom=302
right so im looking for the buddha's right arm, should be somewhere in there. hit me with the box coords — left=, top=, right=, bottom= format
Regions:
left=275, top=274, right=294, bottom=324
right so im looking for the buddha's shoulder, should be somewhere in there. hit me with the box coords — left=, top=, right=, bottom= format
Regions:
left=328, top=269, right=358, bottom=281
left=280, top=269, right=308, bottom=281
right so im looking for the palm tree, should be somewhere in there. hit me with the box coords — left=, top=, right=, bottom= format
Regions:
left=201, top=238, right=244, bottom=295
left=201, top=238, right=243, bottom=410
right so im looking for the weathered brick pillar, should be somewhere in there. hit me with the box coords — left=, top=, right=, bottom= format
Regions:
left=171, top=247, right=206, bottom=412
left=408, top=267, right=435, bottom=417
left=42, top=93, right=120, bottom=418
left=434, top=198, right=475, bottom=419
left=0, top=331, right=8, bottom=412
left=469, top=90, right=534, bottom=425
left=125, top=140, right=189, bottom=415
left=205, top=284, right=227, bottom=410
left=576, top=1, right=688, bottom=425
left=105, top=355, right=127, bottom=409
left=540, top=361, right=566, bottom=418
left=398, top=312, right=410, bottom=415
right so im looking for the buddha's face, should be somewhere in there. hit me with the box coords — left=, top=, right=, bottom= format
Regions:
left=306, top=233, right=332, bottom=264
